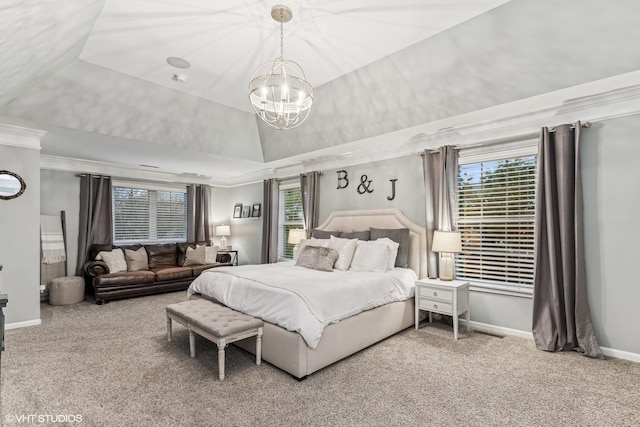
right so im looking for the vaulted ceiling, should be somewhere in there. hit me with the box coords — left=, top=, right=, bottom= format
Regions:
left=1, top=0, right=639, bottom=185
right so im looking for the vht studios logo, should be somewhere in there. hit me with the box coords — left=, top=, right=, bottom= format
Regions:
left=336, top=170, right=398, bottom=201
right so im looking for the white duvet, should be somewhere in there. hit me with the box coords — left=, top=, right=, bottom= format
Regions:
left=187, top=262, right=417, bottom=348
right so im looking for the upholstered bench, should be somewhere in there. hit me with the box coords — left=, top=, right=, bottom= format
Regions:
left=166, top=299, right=264, bottom=380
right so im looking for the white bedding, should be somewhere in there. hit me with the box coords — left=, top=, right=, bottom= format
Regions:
left=187, top=262, right=417, bottom=348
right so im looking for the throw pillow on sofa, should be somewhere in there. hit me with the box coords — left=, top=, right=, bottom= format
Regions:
left=125, top=247, right=149, bottom=271
left=184, top=245, right=206, bottom=266
left=97, top=249, right=127, bottom=274
left=205, top=246, right=218, bottom=264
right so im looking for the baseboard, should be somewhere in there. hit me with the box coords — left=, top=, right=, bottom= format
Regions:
left=462, top=319, right=640, bottom=363
left=6, top=318, right=41, bottom=330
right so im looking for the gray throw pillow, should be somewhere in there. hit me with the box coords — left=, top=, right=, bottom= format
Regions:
left=125, top=247, right=149, bottom=271
left=295, top=246, right=339, bottom=272
left=311, top=229, right=341, bottom=239
left=341, top=230, right=370, bottom=241
left=369, top=227, right=410, bottom=268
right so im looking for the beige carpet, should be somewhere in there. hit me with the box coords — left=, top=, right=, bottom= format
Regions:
left=2, top=292, right=639, bottom=427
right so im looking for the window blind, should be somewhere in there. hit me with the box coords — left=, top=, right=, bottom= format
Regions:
left=113, top=186, right=186, bottom=244
left=456, top=156, right=536, bottom=288
left=277, top=183, right=304, bottom=260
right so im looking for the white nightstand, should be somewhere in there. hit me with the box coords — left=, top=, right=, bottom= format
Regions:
left=415, top=278, right=470, bottom=340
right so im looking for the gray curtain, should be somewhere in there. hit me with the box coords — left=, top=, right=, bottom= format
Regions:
left=300, top=171, right=321, bottom=238
left=76, top=175, right=112, bottom=276
left=261, top=179, right=279, bottom=264
left=532, top=122, right=602, bottom=359
left=422, top=146, right=459, bottom=278
left=187, top=184, right=210, bottom=243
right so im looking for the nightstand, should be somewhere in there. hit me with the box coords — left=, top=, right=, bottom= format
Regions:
left=218, top=250, right=238, bottom=266
left=415, top=278, right=470, bottom=340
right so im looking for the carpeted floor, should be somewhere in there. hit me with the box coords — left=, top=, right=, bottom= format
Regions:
left=2, top=291, right=639, bottom=427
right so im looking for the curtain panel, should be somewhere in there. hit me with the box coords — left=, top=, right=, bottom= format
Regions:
left=300, top=171, right=321, bottom=238
left=421, top=146, right=459, bottom=278
left=76, top=175, right=112, bottom=276
left=532, top=122, right=602, bottom=359
left=187, top=184, right=211, bottom=243
left=261, top=178, right=279, bottom=264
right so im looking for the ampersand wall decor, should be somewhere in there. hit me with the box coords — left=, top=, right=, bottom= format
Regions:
left=357, top=174, right=374, bottom=194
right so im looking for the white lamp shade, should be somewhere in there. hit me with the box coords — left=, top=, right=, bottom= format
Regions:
left=431, top=230, right=462, bottom=253
left=288, top=229, right=306, bottom=245
left=215, top=225, right=231, bottom=237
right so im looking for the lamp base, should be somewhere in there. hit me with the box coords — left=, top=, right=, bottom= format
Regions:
left=220, top=236, right=228, bottom=250
left=438, top=253, right=454, bottom=281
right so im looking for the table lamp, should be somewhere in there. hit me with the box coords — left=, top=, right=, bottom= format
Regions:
left=288, top=229, right=306, bottom=258
left=431, top=230, right=462, bottom=281
left=215, top=225, right=231, bottom=250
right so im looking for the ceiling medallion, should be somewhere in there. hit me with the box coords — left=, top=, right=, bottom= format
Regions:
left=249, top=5, right=313, bottom=130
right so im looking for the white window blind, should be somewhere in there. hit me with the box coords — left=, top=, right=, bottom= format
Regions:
left=456, top=155, right=537, bottom=289
left=277, top=182, right=304, bottom=260
left=113, top=185, right=187, bottom=244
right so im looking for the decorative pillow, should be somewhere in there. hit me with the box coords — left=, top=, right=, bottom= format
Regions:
left=311, top=229, right=341, bottom=239
left=125, top=247, right=148, bottom=271
left=349, top=239, right=399, bottom=273
left=329, top=236, right=358, bottom=271
left=184, top=245, right=206, bottom=266
left=295, top=238, right=330, bottom=261
left=205, top=246, right=219, bottom=264
left=340, top=230, right=370, bottom=241
left=97, top=249, right=127, bottom=274
left=369, top=227, right=410, bottom=268
left=295, top=246, right=339, bottom=272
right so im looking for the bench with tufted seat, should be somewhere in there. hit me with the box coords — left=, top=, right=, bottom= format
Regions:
left=166, top=299, right=264, bottom=380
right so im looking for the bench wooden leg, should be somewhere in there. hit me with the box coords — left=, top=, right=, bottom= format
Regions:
left=166, top=317, right=172, bottom=342
left=256, top=327, right=263, bottom=366
left=189, top=327, right=196, bottom=358
left=218, top=338, right=226, bottom=380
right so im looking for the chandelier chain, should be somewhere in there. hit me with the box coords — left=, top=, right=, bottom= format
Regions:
left=279, top=10, right=284, bottom=60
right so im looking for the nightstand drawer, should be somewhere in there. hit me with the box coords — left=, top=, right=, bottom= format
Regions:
left=421, top=288, right=453, bottom=302
left=418, top=298, right=453, bottom=315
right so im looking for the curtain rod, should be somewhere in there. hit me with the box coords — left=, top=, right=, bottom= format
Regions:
left=75, top=174, right=111, bottom=178
left=420, top=121, right=592, bottom=155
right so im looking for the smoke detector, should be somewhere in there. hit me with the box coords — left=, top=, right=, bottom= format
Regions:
left=172, top=73, right=188, bottom=83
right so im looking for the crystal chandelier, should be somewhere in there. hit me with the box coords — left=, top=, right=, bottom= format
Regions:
left=249, top=5, right=313, bottom=130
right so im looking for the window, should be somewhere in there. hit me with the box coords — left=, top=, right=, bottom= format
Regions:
left=278, top=182, right=304, bottom=260
left=113, top=183, right=187, bottom=244
left=456, top=150, right=537, bottom=292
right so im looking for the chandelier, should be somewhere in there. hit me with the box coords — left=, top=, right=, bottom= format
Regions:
left=249, top=5, right=313, bottom=130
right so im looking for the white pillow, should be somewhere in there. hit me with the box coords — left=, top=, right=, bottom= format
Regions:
left=329, top=236, right=358, bottom=271
left=349, top=239, right=399, bottom=272
left=205, top=246, right=218, bottom=264
left=97, top=248, right=127, bottom=274
left=295, top=238, right=330, bottom=261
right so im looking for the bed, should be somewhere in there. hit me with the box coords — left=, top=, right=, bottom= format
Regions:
left=187, top=209, right=427, bottom=379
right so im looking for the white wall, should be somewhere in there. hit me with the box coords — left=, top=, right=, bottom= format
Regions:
left=0, top=144, right=40, bottom=326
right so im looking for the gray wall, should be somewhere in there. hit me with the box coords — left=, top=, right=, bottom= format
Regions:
left=40, top=170, right=80, bottom=276
left=0, top=145, right=40, bottom=325
left=314, top=115, right=640, bottom=355
left=211, top=183, right=263, bottom=266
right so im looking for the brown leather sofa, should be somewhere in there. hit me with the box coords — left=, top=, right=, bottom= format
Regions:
left=83, top=242, right=232, bottom=304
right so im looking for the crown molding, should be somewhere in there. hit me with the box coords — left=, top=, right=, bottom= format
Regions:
left=0, top=123, right=46, bottom=150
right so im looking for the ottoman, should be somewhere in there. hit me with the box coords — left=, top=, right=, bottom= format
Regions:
left=49, top=276, right=85, bottom=305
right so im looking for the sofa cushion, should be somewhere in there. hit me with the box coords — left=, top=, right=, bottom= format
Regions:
left=177, top=242, right=207, bottom=266
left=146, top=244, right=178, bottom=268
left=184, top=245, right=206, bottom=266
left=93, top=271, right=156, bottom=288
left=152, top=267, right=193, bottom=282
left=125, top=247, right=149, bottom=271
left=97, top=249, right=128, bottom=274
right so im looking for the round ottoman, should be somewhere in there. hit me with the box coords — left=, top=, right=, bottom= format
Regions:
left=49, top=276, right=85, bottom=305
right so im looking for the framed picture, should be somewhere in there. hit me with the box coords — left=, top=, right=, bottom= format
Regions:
left=241, top=205, right=251, bottom=218
left=251, top=203, right=261, bottom=218
left=233, top=203, right=242, bottom=218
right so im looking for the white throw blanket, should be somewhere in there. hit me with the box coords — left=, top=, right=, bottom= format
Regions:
left=40, top=215, right=66, bottom=264
left=187, top=262, right=416, bottom=348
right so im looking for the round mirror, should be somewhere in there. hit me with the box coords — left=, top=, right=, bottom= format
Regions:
left=0, top=170, right=26, bottom=200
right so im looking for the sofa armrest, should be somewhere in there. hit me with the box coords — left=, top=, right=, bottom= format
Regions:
left=84, top=260, right=109, bottom=277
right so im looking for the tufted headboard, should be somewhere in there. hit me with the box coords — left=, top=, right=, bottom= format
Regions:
left=315, top=209, right=427, bottom=279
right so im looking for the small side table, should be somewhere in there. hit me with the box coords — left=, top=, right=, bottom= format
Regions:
left=218, top=250, right=238, bottom=266
left=415, top=278, right=470, bottom=340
